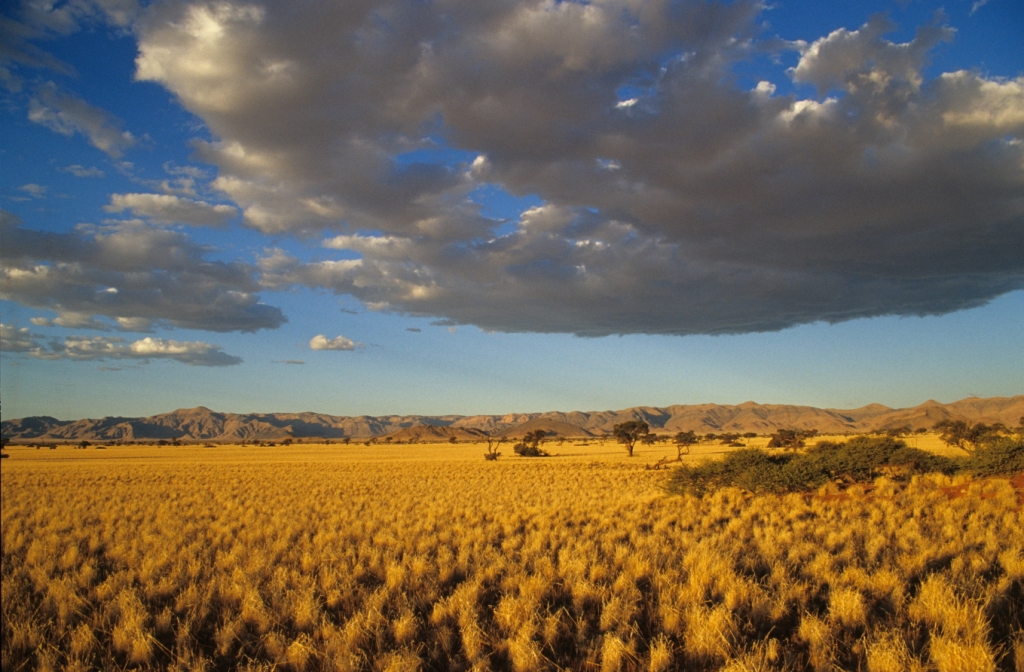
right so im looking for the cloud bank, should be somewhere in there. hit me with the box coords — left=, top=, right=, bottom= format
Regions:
left=0, top=324, right=241, bottom=366
left=4, top=1, right=1023, bottom=337
left=0, top=211, right=285, bottom=333
left=124, top=0, right=1024, bottom=336
left=105, top=193, right=238, bottom=227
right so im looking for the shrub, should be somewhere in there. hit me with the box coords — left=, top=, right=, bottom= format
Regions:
left=668, top=437, right=963, bottom=496
left=668, top=449, right=787, bottom=495
left=967, top=436, right=1024, bottom=476
left=513, top=430, right=549, bottom=457
left=934, top=419, right=1004, bottom=453
left=767, top=428, right=817, bottom=449
left=513, top=442, right=547, bottom=457
left=786, top=437, right=958, bottom=486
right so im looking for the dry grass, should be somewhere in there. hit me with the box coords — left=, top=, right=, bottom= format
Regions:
left=2, top=438, right=1021, bottom=670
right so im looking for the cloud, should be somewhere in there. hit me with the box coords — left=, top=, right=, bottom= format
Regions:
left=788, top=14, right=953, bottom=94
left=0, top=15, right=74, bottom=77
left=18, top=183, right=47, bottom=198
left=28, top=82, right=136, bottom=157
left=0, top=323, right=38, bottom=352
left=28, top=312, right=154, bottom=332
left=309, top=334, right=361, bottom=351
left=52, top=311, right=115, bottom=330
left=105, top=193, right=238, bottom=227
left=22, top=1, right=1024, bottom=336
left=8, top=0, right=138, bottom=34
left=62, top=165, right=105, bottom=178
left=0, top=325, right=241, bottom=366
left=123, top=336, right=241, bottom=366
left=276, top=359, right=306, bottom=365
left=1, top=210, right=286, bottom=333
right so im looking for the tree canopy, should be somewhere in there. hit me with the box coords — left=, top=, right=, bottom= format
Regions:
left=934, top=420, right=1002, bottom=453
left=612, top=421, right=649, bottom=457
left=674, top=431, right=698, bottom=459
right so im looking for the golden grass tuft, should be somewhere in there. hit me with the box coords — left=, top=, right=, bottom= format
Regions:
left=1, top=440, right=1021, bottom=670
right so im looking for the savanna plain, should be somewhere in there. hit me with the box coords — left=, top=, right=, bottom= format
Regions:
left=2, top=435, right=1022, bottom=671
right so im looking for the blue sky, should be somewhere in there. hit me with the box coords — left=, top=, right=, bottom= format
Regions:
left=2, top=0, right=1022, bottom=421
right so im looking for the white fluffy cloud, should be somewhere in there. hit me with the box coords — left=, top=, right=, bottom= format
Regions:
left=309, top=334, right=361, bottom=351
left=0, top=210, right=285, bottom=333
left=0, top=324, right=241, bottom=366
left=105, top=193, right=238, bottom=227
left=28, top=81, right=136, bottom=157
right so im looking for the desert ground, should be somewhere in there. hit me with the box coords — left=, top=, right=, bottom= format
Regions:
left=2, top=435, right=1021, bottom=671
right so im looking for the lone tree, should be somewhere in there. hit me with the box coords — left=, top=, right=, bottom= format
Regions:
left=484, top=436, right=503, bottom=461
left=613, top=421, right=649, bottom=457
left=674, top=431, right=698, bottom=459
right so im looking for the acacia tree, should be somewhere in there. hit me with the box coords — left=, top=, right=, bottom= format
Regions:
left=674, top=431, right=697, bottom=459
left=934, top=420, right=999, bottom=453
left=613, top=421, right=649, bottom=457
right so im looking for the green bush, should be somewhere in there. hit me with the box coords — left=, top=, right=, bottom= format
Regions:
left=668, top=449, right=786, bottom=495
left=513, top=442, right=547, bottom=457
left=667, top=437, right=963, bottom=496
left=967, top=436, right=1024, bottom=476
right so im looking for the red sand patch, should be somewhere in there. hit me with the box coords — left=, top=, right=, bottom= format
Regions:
left=813, top=473, right=1024, bottom=508
left=940, top=472, right=1024, bottom=507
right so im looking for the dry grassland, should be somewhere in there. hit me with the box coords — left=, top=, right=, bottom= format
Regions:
left=2, top=438, right=1021, bottom=671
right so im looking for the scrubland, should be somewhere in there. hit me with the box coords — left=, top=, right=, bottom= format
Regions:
left=2, top=439, right=1022, bottom=671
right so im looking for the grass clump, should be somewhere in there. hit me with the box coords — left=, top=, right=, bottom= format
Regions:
left=667, top=436, right=965, bottom=495
left=3, top=442, right=1021, bottom=671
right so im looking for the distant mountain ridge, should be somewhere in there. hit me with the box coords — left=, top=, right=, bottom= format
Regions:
left=2, top=396, right=1021, bottom=443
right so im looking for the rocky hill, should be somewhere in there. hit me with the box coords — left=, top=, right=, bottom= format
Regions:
left=377, top=425, right=490, bottom=443
left=2, top=396, right=1021, bottom=443
left=495, top=418, right=596, bottom=438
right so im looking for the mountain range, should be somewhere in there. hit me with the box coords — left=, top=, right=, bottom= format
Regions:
left=3, top=396, right=1021, bottom=443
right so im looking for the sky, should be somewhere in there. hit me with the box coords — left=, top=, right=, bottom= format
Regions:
left=1, top=0, right=1022, bottom=421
